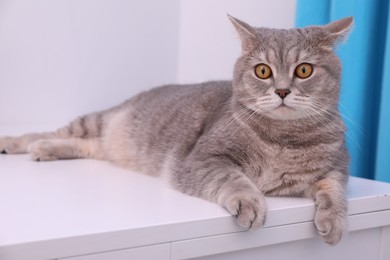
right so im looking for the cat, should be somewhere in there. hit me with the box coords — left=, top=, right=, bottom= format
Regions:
left=0, top=15, right=353, bottom=245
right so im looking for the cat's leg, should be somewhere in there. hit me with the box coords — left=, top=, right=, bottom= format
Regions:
left=0, top=133, right=57, bottom=154
left=217, top=173, right=267, bottom=229
left=173, top=160, right=267, bottom=229
left=307, top=172, right=347, bottom=245
left=0, top=112, right=105, bottom=155
left=27, top=138, right=105, bottom=161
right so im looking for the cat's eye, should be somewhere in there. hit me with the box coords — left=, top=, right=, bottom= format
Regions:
left=295, top=63, right=313, bottom=79
left=254, top=64, right=272, bottom=79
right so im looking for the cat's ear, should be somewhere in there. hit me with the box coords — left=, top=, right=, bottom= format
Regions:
left=228, top=14, right=257, bottom=53
left=323, top=17, right=354, bottom=45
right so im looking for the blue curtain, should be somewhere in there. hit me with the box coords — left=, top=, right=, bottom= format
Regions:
left=295, top=0, right=390, bottom=182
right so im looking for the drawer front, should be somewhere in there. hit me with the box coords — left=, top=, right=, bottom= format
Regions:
left=62, top=243, right=170, bottom=260
left=171, top=210, right=390, bottom=259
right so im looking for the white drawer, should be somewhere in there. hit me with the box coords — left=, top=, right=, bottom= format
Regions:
left=62, top=243, right=170, bottom=260
left=171, top=211, right=390, bottom=260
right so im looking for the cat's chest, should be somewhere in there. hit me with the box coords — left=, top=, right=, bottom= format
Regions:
left=249, top=143, right=335, bottom=195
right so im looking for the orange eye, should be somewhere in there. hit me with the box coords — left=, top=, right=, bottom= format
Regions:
left=254, top=64, right=272, bottom=79
left=295, top=63, right=313, bottom=79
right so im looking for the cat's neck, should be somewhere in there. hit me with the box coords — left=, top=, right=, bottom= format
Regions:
left=233, top=104, right=344, bottom=147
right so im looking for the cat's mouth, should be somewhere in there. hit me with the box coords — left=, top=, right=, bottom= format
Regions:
left=275, top=107, right=293, bottom=114
left=271, top=103, right=296, bottom=117
left=276, top=103, right=293, bottom=110
left=267, top=101, right=308, bottom=120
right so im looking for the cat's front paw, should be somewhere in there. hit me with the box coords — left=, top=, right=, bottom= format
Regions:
left=0, top=136, right=27, bottom=154
left=225, top=193, right=267, bottom=230
left=314, top=203, right=347, bottom=245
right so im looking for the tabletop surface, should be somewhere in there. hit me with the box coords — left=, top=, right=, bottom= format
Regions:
left=1, top=125, right=390, bottom=259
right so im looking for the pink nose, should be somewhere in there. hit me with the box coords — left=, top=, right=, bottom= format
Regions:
left=275, top=89, right=291, bottom=99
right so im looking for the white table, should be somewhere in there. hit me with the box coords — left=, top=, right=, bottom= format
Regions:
left=1, top=126, right=390, bottom=260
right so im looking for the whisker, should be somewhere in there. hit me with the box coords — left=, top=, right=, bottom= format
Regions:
left=231, top=106, right=264, bottom=137
left=304, top=104, right=363, bottom=153
left=313, top=97, right=363, bottom=130
left=310, top=100, right=364, bottom=134
left=303, top=106, right=341, bottom=137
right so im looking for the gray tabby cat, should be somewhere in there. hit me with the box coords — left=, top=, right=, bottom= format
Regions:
left=0, top=15, right=353, bottom=245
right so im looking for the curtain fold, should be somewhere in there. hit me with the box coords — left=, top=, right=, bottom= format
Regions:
left=296, top=0, right=390, bottom=182
left=375, top=12, right=390, bottom=182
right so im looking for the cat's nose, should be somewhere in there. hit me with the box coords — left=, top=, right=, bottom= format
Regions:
left=275, top=89, right=291, bottom=99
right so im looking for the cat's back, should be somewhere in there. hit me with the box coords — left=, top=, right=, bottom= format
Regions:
left=121, top=80, right=234, bottom=131
left=125, top=80, right=233, bottom=111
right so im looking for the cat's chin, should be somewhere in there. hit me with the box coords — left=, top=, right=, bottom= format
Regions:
left=266, top=105, right=306, bottom=121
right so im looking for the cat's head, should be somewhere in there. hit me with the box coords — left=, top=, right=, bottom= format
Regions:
left=230, top=15, right=353, bottom=121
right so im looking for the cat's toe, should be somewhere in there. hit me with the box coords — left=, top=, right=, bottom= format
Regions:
left=27, top=141, right=58, bottom=161
left=29, top=150, right=57, bottom=162
left=225, top=194, right=267, bottom=230
left=315, top=208, right=346, bottom=245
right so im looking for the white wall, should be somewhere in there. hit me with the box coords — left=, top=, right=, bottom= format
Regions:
left=0, top=0, right=181, bottom=126
left=0, top=0, right=295, bottom=127
left=177, top=0, right=296, bottom=83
